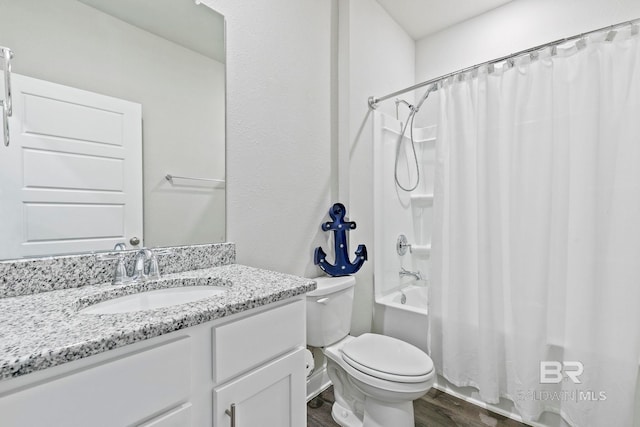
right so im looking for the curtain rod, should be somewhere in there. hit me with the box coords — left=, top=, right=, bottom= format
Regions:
left=368, top=17, right=640, bottom=110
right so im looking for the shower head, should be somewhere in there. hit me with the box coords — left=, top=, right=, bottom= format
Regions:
left=413, top=84, right=437, bottom=113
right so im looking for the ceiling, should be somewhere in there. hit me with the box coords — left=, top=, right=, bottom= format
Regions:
left=375, top=0, right=514, bottom=40
left=78, top=0, right=225, bottom=63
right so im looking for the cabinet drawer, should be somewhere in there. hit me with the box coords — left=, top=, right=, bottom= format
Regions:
left=213, top=299, right=305, bottom=383
left=0, top=337, right=191, bottom=427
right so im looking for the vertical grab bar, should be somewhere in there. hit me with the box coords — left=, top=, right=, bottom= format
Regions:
left=1, top=46, right=13, bottom=147
left=1, top=94, right=7, bottom=147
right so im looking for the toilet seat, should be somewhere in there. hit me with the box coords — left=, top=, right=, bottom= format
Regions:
left=341, top=333, right=434, bottom=383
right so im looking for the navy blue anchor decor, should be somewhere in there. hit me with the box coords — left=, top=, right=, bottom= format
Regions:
left=314, top=203, right=367, bottom=276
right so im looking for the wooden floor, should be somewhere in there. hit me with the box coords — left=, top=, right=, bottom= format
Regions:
left=307, top=387, right=527, bottom=427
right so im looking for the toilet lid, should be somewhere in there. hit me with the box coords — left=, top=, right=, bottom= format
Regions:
left=341, top=333, right=433, bottom=382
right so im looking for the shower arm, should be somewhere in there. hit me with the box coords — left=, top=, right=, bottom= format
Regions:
left=395, top=99, right=414, bottom=120
left=393, top=84, right=437, bottom=120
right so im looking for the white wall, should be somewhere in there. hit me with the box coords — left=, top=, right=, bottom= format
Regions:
left=416, top=0, right=640, bottom=86
left=341, top=0, right=415, bottom=334
left=201, top=0, right=415, bottom=335
left=202, top=0, right=337, bottom=277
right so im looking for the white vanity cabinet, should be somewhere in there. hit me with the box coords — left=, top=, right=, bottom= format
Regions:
left=214, top=349, right=306, bottom=427
left=212, top=298, right=307, bottom=427
left=0, top=296, right=306, bottom=427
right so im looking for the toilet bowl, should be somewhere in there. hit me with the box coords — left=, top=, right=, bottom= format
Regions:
left=307, top=276, right=435, bottom=427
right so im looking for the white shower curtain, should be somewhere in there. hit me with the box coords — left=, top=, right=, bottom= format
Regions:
left=431, top=26, right=640, bottom=426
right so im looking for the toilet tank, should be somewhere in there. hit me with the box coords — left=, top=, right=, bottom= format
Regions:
left=306, top=275, right=355, bottom=347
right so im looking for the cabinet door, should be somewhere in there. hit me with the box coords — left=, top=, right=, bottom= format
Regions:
left=214, top=349, right=306, bottom=427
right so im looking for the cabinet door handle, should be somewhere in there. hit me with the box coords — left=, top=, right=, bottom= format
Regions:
left=316, top=297, right=329, bottom=304
left=225, top=403, right=236, bottom=427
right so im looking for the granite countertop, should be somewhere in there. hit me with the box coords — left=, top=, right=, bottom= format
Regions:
left=0, top=264, right=316, bottom=381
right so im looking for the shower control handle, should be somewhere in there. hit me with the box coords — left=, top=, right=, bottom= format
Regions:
left=397, top=234, right=411, bottom=256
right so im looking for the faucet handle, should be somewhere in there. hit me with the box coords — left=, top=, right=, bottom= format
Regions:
left=147, top=252, right=161, bottom=281
left=111, top=256, right=129, bottom=285
left=131, top=248, right=152, bottom=282
left=96, top=252, right=130, bottom=285
left=147, top=248, right=172, bottom=280
left=397, top=234, right=412, bottom=256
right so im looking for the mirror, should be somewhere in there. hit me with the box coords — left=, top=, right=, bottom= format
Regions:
left=0, top=0, right=226, bottom=260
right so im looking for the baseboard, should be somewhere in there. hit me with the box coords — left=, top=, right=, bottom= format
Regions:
left=306, top=365, right=332, bottom=402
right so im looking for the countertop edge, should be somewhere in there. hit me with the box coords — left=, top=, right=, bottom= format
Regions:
left=0, top=265, right=317, bottom=382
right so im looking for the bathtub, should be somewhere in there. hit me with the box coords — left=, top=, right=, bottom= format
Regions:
left=373, top=281, right=429, bottom=353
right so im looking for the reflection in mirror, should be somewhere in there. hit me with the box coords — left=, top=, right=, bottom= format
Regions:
left=0, top=0, right=226, bottom=260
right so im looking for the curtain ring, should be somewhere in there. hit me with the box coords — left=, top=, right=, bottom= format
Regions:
left=576, top=38, right=587, bottom=50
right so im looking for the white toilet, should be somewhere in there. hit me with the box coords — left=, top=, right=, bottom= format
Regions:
left=307, top=275, right=435, bottom=427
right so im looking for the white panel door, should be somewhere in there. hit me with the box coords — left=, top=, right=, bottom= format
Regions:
left=0, top=73, right=142, bottom=258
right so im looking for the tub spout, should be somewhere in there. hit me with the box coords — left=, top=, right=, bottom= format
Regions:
left=399, top=267, right=423, bottom=281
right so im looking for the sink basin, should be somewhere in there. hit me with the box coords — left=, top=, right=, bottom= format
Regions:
left=80, top=286, right=227, bottom=314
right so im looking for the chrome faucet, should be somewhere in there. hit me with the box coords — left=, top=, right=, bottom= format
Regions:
left=399, top=267, right=423, bottom=281
left=131, top=248, right=161, bottom=282
left=99, top=246, right=167, bottom=285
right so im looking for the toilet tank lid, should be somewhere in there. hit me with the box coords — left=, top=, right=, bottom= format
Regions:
left=306, top=275, right=355, bottom=297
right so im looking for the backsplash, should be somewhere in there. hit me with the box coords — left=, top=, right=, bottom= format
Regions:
left=0, top=243, right=236, bottom=298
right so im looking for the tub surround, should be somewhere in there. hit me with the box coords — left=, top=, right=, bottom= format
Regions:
left=0, top=243, right=316, bottom=381
left=373, top=282, right=429, bottom=353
